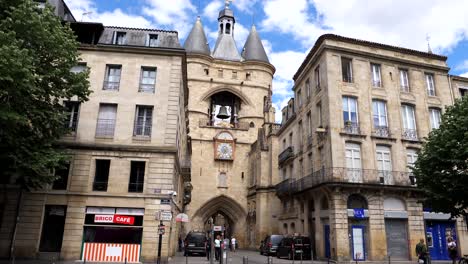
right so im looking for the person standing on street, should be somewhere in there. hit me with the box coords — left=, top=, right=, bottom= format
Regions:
left=448, top=237, right=458, bottom=264
left=416, top=239, right=428, bottom=264
left=206, top=238, right=211, bottom=261
left=231, top=237, right=236, bottom=252
left=214, top=235, right=221, bottom=261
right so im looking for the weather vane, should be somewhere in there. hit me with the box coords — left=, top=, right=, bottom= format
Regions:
left=225, top=0, right=232, bottom=9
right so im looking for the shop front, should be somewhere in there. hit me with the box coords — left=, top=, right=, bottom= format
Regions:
left=81, top=207, right=144, bottom=263
left=424, top=210, right=457, bottom=261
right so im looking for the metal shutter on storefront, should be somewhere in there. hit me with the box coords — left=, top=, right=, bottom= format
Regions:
left=385, top=219, right=409, bottom=260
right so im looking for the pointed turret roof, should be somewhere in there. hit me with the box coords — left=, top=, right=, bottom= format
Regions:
left=242, top=25, right=269, bottom=63
left=184, top=17, right=210, bottom=56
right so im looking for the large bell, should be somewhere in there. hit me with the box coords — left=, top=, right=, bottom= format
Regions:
left=216, top=106, right=230, bottom=119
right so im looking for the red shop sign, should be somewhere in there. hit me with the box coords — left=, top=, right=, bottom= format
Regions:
left=113, top=215, right=135, bottom=225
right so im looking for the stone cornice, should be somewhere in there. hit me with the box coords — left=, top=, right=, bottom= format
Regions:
left=59, top=141, right=178, bottom=154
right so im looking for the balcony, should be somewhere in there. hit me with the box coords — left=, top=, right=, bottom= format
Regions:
left=199, top=118, right=249, bottom=130
left=133, top=123, right=152, bottom=138
left=96, top=119, right=116, bottom=137
left=139, top=83, right=155, bottom=93
left=277, top=168, right=416, bottom=196
left=402, top=129, right=418, bottom=141
left=103, top=81, right=120, bottom=90
left=278, top=146, right=294, bottom=166
left=372, top=126, right=391, bottom=138
left=341, top=122, right=361, bottom=135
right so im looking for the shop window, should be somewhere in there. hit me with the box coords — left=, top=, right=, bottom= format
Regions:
left=93, top=159, right=110, bottom=191
left=52, top=162, right=70, bottom=190
left=128, top=161, right=145, bottom=193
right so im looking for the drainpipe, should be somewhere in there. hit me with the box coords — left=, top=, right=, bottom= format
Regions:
left=447, top=74, right=455, bottom=104
left=9, top=188, right=23, bottom=264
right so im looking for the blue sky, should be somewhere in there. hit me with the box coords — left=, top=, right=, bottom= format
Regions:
left=65, top=0, right=468, bottom=121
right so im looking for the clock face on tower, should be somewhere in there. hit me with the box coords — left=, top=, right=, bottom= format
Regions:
left=217, top=143, right=233, bottom=160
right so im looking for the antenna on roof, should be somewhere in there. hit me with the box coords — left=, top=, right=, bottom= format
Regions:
left=81, top=11, right=92, bottom=22
left=426, top=33, right=433, bottom=54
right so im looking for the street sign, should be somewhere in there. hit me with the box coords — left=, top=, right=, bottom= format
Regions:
left=175, top=213, right=189, bottom=223
left=160, top=199, right=171, bottom=205
left=213, top=226, right=223, bottom=231
left=158, top=225, right=165, bottom=235
left=160, top=211, right=172, bottom=221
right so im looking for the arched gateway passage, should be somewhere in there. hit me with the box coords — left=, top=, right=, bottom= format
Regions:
left=191, top=195, right=247, bottom=247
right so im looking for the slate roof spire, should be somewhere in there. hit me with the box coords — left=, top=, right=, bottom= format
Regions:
left=212, top=1, right=242, bottom=61
left=241, top=25, right=269, bottom=63
left=184, top=16, right=210, bottom=55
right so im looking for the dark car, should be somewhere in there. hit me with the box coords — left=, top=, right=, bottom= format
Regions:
left=184, top=232, right=207, bottom=256
left=276, top=236, right=312, bottom=260
left=260, top=235, right=284, bottom=255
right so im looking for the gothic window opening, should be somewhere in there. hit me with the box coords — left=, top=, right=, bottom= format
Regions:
left=226, top=23, right=231, bottom=34
left=209, top=92, right=242, bottom=128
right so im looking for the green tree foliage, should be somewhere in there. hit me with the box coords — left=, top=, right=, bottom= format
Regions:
left=413, top=95, right=468, bottom=217
left=0, top=0, right=90, bottom=189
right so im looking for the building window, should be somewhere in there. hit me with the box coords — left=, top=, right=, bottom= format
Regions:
left=343, top=96, right=358, bottom=125
left=96, top=104, right=117, bottom=137
left=64, top=101, right=80, bottom=132
left=372, top=100, right=388, bottom=127
left=282, top=168, right=287, bottom=181
left=204, top=68, right=210, bottom=75
left=308, top=152, right=313, bottom=174
left=246, top=72, right=251, bottom=80
left=400, top=69, right=410, bottom=92
left=298, top=121, right=303, bottom=149
left=289, top=164, right=294, bottom=180
left=103, top=65, right=121, bottom=90
left=317, top=102, right=322, bottom=127
left=52, top=162, right=70, bottom=190
left=93, top=159, right=110, bottom=191
left=345, top=143, right=362, bottom=183
left=305, top=78, right=311, bottom=98
left=299, top=159, right=303, bottom=177
left=314, top=66, right=321, bottom=91
left=218, top=172, right=227, bottom=188
left=341, top=57, right=353, bottom=83
left=289, top=132, right=293, bottom=147
left=371, top=63, right=382, bottom=87
left=128, top=161, right=145, bottom=193
left=425, top=73, right=436, bottom=96
left=376, top=145, right=392, bottom=184
left=114, top=32, right=126, bottom=45
left=134, top=106, right=153, bottom=137
left=297, top=89, right=302, bottom=108
left=139, top=67, right=157, bottom=93
left=232, top=71, right=237, bottom=79
left=429, top=108, right=441, bottom=130
left=460, top=87, right=468, bottom=97
left=147, top=34, right=158, bottom=47
left=407, top=148, right=418, bottom=185
left=218, top=69, right=223, bottom=78
left=307, top=112, right=312, bottom=137
left=401, top=104, right=417, bottom=140
left=282, top=139, right=286, bottom=150
left=71, top=63, right=87, bottom=74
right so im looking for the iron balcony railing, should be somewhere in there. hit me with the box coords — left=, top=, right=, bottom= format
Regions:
left=278, top=146, right=294, bottom=165
left=103, top=81, right=120, bottom=90
left=133, top=123, right=152, bottom=137
left=139, top=83, right=155, bottom=93
left=277, top=167, right=416, bottom=196
left=402, top=129, right=418, bottom=141
left=198, top=118, right=250, bottom=130
left=128, top=182, right=144, bottom=193
left=342, top=122, right=361, bottom=135
left=372, top=126, right=391, bottom=138
left=93, top=181, right=108, bottom=191
left=96, top=119, right=116, bottom=137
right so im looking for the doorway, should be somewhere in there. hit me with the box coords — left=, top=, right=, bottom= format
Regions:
left=39, top=205, right=67, bottom=252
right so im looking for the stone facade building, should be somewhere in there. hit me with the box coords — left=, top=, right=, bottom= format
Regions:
left=182, top=3, right=276, bottom=248
left=0, top=18, right=189, bottom=262
left=261, top=34, right=468, bottom=262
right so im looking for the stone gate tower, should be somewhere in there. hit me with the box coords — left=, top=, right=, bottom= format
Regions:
left=183, top=2, right=275, bottom=247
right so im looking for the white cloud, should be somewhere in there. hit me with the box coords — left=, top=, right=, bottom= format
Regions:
left=232, top=0, right=260, bottom=13
left=260, top=0, right=468, bottom=52
left=270, top=50, right=308, bottom=81
left=455, top=60, right=468, bottom=71
left=272, top=96, right=291, bottom=123
left=460, top=72, right=468, bottom=78
left=203, top=1, right=223, bottom=21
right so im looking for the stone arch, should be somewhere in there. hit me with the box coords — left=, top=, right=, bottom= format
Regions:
left=192, top=195, right=247, bottom=224
left=201, top=86, right=253, bottom=106
left=347, top=193, right=368, bottom=209
left=383, top=197, right=406, bottom=211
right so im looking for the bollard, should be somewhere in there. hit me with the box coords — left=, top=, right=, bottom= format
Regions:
left=267, top=255, right=273, bottom=264
left=388, top=255, right=391, bottom=264
left=125, top=256, right=127, bottom=264
left=186, top=253, right=188, bottom=264
left=84, top=258, right=86, bottom=264
left=243, top=256, right=248, bottom=264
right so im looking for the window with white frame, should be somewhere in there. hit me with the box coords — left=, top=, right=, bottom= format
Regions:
left=114, top=32, right=126, bottom=45
left=103, top=65, right=121, bottom=90
left=315, top=65, right=321, bottom=90
left=134, top=105, right=153, bottom=137
left=64, top=101, right=80, bottom=132
left=429, top=108, right=441, bottom=130
left=139, top=67, right=157, bottom=93
left=376, top=145, right=392, bottom=184
left=401, top=104, right=416, bottom=130
left=341, top=57, right=353, bottom=82
left=345, top=143, right=362, bottom=183
left=400, top=69, right=410, bottom=92
left=147, top=34, right=158, bottom=47
left=425, top=73, right=436, bottom=96
left=372, top=100, right=388, bottom=127
left=317, top=102, right=323, bottom=127
left=371, top=63, right=382, bottom=87
left=406, top=149, right=418, bottom=171
left=305, top=78, right=311, bottom=98
left=96, top=104, right=117, bottom=137
left=343, top=96, right=358, bottom=125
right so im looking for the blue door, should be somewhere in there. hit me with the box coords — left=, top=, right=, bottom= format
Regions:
left=426, top=221, right=457, bottom=260
left=324, top=225, right=330, bottom=258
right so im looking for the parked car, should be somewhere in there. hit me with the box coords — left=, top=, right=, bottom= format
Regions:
left=260, top=235, right=284, bottom=255
left=184, top=232, right=207, bottom=256
left=276, top=236, right=312, bottom=260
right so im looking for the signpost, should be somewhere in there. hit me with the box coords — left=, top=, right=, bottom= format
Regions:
left=157, top=221, right=165, bottom=264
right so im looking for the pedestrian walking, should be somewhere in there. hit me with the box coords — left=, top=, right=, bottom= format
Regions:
left=231, top=236, right=236, bottom=252
left=214, top=235, right=221, bottom=261
left=416, top=238, right=428, bottom=264
left=206, top=239, right=211, bottom=261
left=448, top=237, right=458, bottom=264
